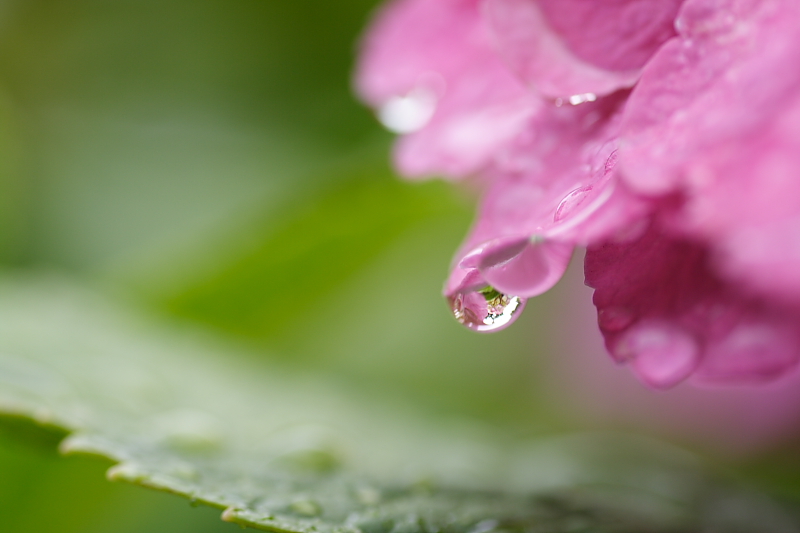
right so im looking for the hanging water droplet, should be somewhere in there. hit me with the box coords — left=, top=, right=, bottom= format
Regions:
left=554, top=185, right=593, bottom=222
left=448, top=286, right=525, bottom=332
left=378, top=88, right=437, bottom=134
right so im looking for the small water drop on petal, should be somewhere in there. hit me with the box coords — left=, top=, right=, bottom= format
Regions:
left=378, top=88, right=437, bottom=134
left=616, top=323, right=700, bottom=389
left=568, top=93, right=597, bottom=105
left=554, top=186, right=593, bottom=222
left=448, top=286, right=526, bottom=332
left=597, top=306, right=634, bottom=332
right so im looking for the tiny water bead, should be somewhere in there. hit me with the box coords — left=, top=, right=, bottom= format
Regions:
left=553, top=92, right=597, bottom=107
left=597, top=306, right=634, bottom=332
left=448, top=286, right=526, bottom=332
left=568, top=92, right=597, bottom=105
left=378, top=87, right=437, bottom=134
left=553, top=185, right=593, bottom=222
left=288, top=499, right=323, bottom=517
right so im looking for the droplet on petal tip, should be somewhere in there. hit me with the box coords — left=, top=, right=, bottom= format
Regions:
left=377, top=87, right=437, bottom=134
left=448, top=285, right=526, bottom=332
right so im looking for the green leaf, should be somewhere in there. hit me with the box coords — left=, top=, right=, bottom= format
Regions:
left=0, top=275, right=796, bottom=533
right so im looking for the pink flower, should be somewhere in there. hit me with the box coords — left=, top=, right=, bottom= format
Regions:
left=355, top=0, right=800, bottom=388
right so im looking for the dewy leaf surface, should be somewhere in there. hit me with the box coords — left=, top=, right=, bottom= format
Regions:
left=0, top=275, right=796, bottom=533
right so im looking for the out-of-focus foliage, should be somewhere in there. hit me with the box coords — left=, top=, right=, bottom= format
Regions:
left=0, top=0, right=383, bottom=272
left=0, top=0, right=565, bottom=432
left=0, top=428, right=233, bottom=533
left=2, top=276, right=799, bottom=533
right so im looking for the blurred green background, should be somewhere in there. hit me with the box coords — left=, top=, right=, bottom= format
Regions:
left=1, top=1, right=800, bottom=531
left=0, top=1, right=557, bottom=531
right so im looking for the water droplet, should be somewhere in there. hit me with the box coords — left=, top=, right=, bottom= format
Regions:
left=468, top=520, right=499, bottom=533
left=389, top=514, right=422, bottom=533
left=107, top=463, right=146, bottom=482
left=171, top=461, right=200, bottom=481
left=597, top=307, right=634, bottom=332
left=378, top=88, right=437, bottom=134
left=554, top=186, right=593, bottom=222
left=289, top=499, right=323, bottom=517
left=355, top=487, right=381, bottom=506
left=616, top=323, right=699, bottom=389
left=448, top=286, right=525, bottom=332
left=33, top=407, right=54, bottom=424
left=604, top=149, right=618, bottom=175
left=221, top=508, right=240, bottom=523
left=674, top=15, right=687, bottom=34
left=279, top=448, right=341, bottom=473
left=268, top=424, right=343, bottom=473
left=568, top=93, right=597, bottom=105
left=152, top=409, right=224, bottom=453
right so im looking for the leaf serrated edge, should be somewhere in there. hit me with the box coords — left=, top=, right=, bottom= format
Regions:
left=222, top=506, right=361, bottom=533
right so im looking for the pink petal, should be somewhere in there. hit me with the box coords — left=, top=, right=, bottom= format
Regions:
left=393, top=86, right=536, bottom=178
left=550, top=262, right=800, bottom=454
left=585, top=224, right=800, bottom=387
left=480, top=95, right=632, bottom=238
left=456, top=236, right=573, bottom=297
left=444, top=93, right=649, bottom=300
left=355, top=0, right=534, bottom=178
left=618, top=0, right=800, bottom=300
left=484, top=0, right=682, bottom=99
left=355, top=0, right=481, bottom=105
left=620, top=0, right=800, bottom=193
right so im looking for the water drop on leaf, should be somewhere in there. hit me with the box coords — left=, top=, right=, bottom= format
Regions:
left=289, top=499, right=323, bottom=517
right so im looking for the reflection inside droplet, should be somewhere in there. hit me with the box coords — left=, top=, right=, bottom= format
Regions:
left=378, top=88, right=437, bottom=134
left=448, top=286, right=525, bottom=332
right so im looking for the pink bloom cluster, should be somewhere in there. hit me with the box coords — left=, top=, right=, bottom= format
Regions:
left=355, top=0, right=800, bottom=389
